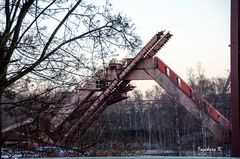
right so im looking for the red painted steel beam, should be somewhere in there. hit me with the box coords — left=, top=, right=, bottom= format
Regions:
left=231, top=0, right=240, bottom=156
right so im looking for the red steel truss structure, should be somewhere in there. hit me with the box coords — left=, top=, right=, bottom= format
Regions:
left=2, top=31, right=233, bottom=153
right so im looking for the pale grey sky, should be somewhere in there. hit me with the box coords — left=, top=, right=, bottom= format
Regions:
left=110, top=0, right=230, bottom=81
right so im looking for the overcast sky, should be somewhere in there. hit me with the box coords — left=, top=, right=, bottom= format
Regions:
left=109, top=0, right=230, bottom=81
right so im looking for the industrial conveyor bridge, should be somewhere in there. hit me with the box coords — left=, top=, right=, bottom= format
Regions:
left=2, top=31, right=231, bottom=146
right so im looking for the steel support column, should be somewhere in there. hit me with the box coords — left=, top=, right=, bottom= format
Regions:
left=231, top=0, right=240, bottom=156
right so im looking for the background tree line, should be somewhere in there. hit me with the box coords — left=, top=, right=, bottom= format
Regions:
left=2, top=61, right=230, bottom=156
left=2, top=62, right=230, bottom=157
left=88, top=67, right=230, bottom=156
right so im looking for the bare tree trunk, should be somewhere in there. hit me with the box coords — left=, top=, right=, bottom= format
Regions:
left=0, top=90, right=3, bottom=148
left=174, top=103, right=181, bottom=156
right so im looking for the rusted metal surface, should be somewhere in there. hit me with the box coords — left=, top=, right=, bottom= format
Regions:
left=57, top=31, right=172, bottom=145
left=2, top=118, right=34, bottom=133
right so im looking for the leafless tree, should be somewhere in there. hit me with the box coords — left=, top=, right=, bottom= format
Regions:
left=0, top=0, right=141, bottom=147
